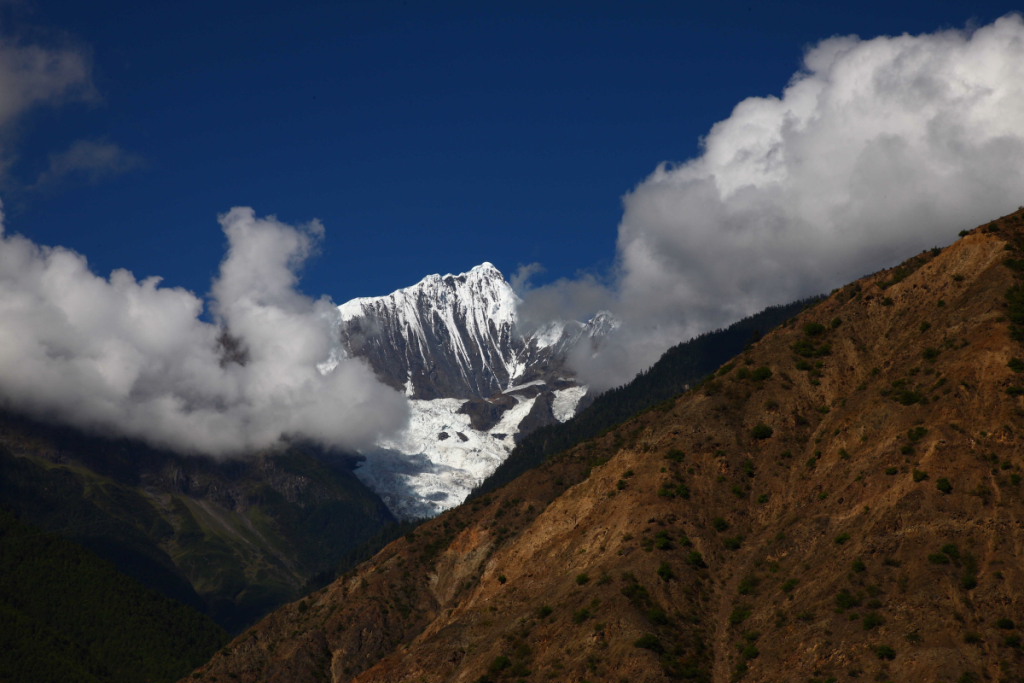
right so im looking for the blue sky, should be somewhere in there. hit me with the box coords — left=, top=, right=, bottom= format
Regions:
left=0, top=1, right=1023, bottom=453
left=3, top=0, right=1018, bottom=304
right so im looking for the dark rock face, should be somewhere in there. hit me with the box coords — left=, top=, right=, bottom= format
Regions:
left=338, top=264, right=526, bottom=400
left=338, top=263, right=599, bottom=404
left=511, top=391, right=555, bottom=443
left=457, top=395, right=517, bottom=431
left=338, top=263, right=608, bottom=434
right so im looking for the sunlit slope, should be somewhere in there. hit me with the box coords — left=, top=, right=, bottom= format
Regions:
left=194, top=209, right=1024, bottom=682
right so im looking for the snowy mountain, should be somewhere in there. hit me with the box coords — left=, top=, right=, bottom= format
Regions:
left=337, top=263, right=608, bottom=518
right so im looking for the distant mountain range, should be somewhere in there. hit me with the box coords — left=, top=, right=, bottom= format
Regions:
left=193, top=209, right=1024, bottom=682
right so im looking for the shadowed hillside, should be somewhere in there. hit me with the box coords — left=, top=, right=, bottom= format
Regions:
left=0, top=507, right=227, bottom=683
left=0, top=416, right=396, bottom=632
left=190, top=208, right=1024, bottom=682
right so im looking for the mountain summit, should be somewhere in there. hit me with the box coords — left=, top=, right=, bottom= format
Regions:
left=337, top=263, right=604, bottom=518
left=340, top=263, right=525, bottom=400
left=192, top=209, right=1024, bottom=682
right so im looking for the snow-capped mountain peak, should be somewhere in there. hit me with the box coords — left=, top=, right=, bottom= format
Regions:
left=335, top=263, right=617, bottom=518
left=338, top=263, right=529, bottom=400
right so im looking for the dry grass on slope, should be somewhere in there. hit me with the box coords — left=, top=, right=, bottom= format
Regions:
left=191, top=209, right=1024, bottom=683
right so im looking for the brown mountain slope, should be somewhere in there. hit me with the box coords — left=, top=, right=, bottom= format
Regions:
left=190, top=209, right=1024, bottom=683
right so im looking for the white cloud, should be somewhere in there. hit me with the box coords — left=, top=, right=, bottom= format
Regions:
left=528, top=14, right=1024, bottom=391
left=0, top=34, right=142, bottom=190
left=34, top=139, right=143, bottom=187
left=0, top=205, right=409, bottom=455
left=0, top=39, right=94, bottom=128
left=512, top=262, right=614, bottom=335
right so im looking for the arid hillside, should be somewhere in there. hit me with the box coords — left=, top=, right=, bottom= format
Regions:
left=190, top=209, right=1024, bottom=683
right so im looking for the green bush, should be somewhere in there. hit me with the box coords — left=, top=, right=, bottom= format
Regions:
left=893, top=388, right=925, bottom=405
left=729, top=605, right=752, bottom=625
left=862, top=612, right=885, bottom=630
left=750, top=423, right=774, bottom=439
left=687, top=551, right=707, bottom=568
left=792, top=338, right=831, bottom=357
left=738, top=643, right=760, bottom=659
left=723, top=536, right=744, bottom=550
left=575, top=573, right=590, bottom=586
left=908, top=426, right=928, bottom=441
left=937, top=478, right=953, bottom=494
left=633, top=633, right=664, bottom=653
left=737, top=575, right=760, bottom=596
left=647, top=606, right=670, bottom=625
left=835, top=589, right=861, bottom=610
left=488, top=655, right=512, bottom=673
left=872, top=645, right=896, bottom=660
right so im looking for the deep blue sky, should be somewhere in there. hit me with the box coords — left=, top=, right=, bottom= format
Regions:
left=2, top=0, right=1017, bottom=304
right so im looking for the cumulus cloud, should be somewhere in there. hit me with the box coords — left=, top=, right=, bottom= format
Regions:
left=0, top=205, right=409, bottom=455
left=512, top=262, right=613, bottom=334
left=528, top=14, right=1024, bottom=391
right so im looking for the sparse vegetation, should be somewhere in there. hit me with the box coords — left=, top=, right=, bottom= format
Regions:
left=633, top=633, right=664, bottom=653
left=862, top=612, right=885, bottom=630
left=729, top=604, right=752, bottom=625
left=873, top=645, right=896, bottom=660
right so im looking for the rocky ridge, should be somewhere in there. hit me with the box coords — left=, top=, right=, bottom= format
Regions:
left=191, top=209, right=1024, bottom=682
